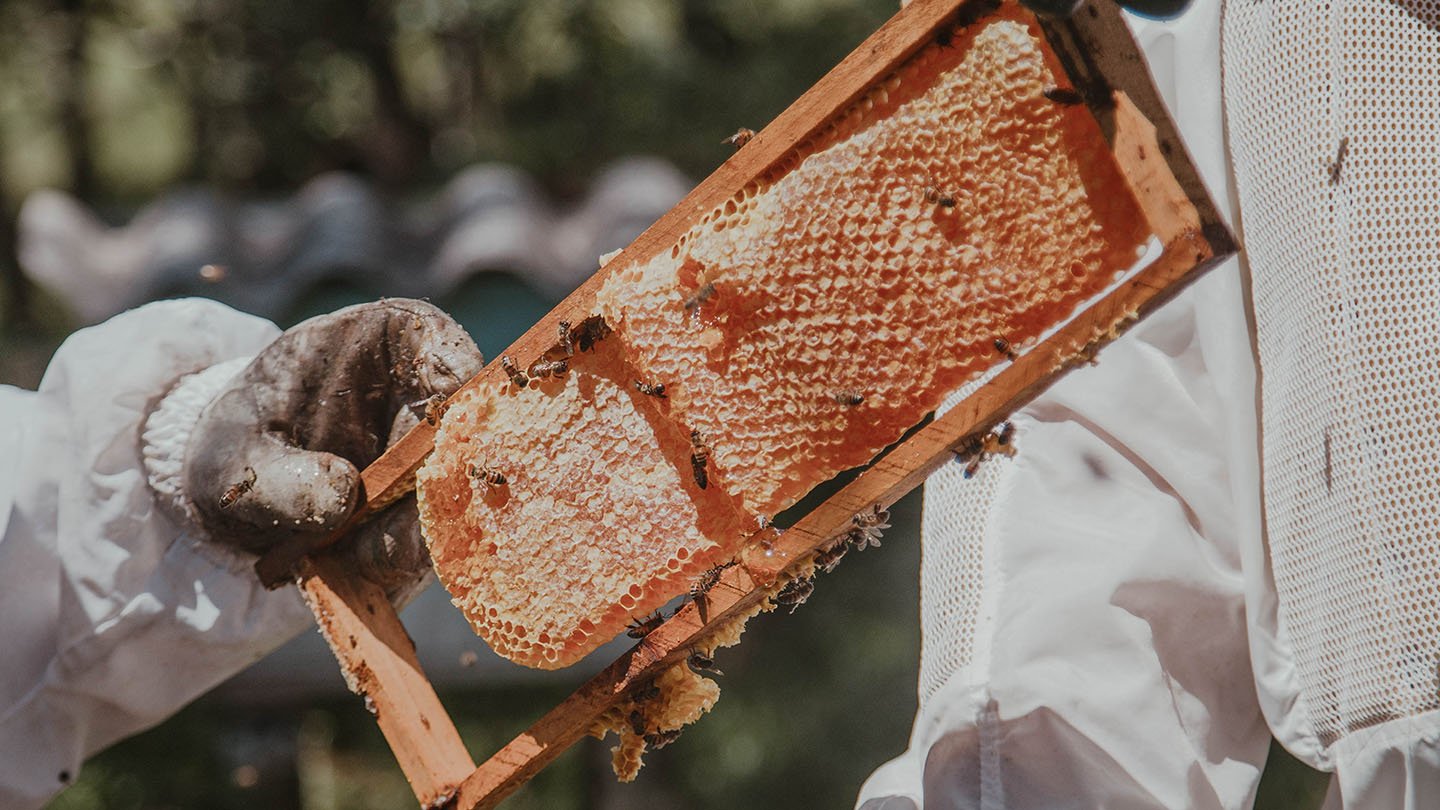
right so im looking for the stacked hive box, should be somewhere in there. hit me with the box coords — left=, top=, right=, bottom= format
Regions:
left=418, top=4, right=1149, bottom=670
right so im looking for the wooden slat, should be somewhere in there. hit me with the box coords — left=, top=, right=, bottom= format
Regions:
left=449, top=82, right=1229, bottom=808
left=254, top=1, right=1238, bottom=807
left=297, top=555, right=476, bottom=808
left=254, top=0, right=989, bottom=589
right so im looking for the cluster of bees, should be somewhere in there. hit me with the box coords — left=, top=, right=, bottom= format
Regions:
left=953, top=421, right=1016, bottom=479
left=498, top=317, right=610, bottom=390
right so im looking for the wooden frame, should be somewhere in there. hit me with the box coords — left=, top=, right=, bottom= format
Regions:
left=255, top=1, right=1236, bottom=807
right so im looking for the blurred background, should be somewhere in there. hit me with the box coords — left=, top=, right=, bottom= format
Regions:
left=1, top=1, right=930, bottom=808
left=0, top=0, right=1328, bottom=808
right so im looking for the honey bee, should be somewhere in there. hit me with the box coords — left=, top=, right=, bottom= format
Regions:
left=1043, top=86, right=1084, bottom=106
left=995, top=421, right=1015, bottom=447
left=218, top=466, right=257, bottom=509
left=832, top=390, right=865, bottom=406
left=645, top=729, right=682, bottom=750
left=683, top=282, right=716, bottom=319
left=993, top=337, right=1019, bottom=361
left=575, top=315, right=613, bottom=352
left=529, top=358, right=569, bottom=379
left=557, top=320, right=574, bottom=357
left=500, top=355, right=529, bottom=388
left=690, top=559, right=736, bottom=601
left=627, top=610, right=666, bottom=639
left=962, top=456, right=983, bottom=479
left=774, top=574, right=815, bottom=614
left=722, top=128, right=755, bottom=148
left=1329, top=136, right=1350, bottom=185
left=634, top=380, right=668, bottom=398
left=466, top=461, right=508, bottom=492
left=629, top=709, right=648, bottom=736
left=632, top=679, right=661, bottom=704
left=689, top=429, right=710, bottom=490
left=687, top=650, right=723, bottom=677
left=419, top=393, right=448, bottom=425
left=813, top=541, right=848, bottom=574
left=846, top=506, right=891, bottom=551
left=924, top=184, right=957, bottom=208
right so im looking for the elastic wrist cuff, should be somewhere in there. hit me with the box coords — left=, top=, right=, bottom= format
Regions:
left=141, top=357, right=250, bottom=532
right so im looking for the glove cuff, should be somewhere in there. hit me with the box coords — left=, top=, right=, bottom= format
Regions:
left=142, top=357, right=251, bottom=533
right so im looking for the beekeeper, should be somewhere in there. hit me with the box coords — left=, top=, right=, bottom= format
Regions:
left=0, top=299, right=481, bottom=809
left=858, top=0, right=1440, bottom=808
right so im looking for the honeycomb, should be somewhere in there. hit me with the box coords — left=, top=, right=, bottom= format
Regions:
left=595, top=10, right=1149, bottom=516
left=417, top=337, right=753, bottom=669
left=420, top=5, right=1150, bottom=671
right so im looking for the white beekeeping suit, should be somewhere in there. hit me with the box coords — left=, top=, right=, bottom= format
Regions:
left=858, top=1, right=1440, bottom=808
left=0, top=301, right=307, bottom=809
left=0, top=297, right=479, bottom=810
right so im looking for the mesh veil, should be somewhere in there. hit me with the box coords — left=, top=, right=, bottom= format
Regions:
left=1223, top=1, right=1440, bottom=748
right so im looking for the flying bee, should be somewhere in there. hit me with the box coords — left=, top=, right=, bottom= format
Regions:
left=774, top=574, right=815, bottom=614
left=627, top=610, right=666, bottom=639
left=634, top=380, right=668, bottom=398
left=924, top=184, right=957, bottom=208
left=993, top=337, right=1019, bottom=361
left=814, top=541, right=848, bottom=574
left=530, top=358, right=569, bottom=379
left=687, top=650, right=723, bottom=677
left=722, top=127, right=755, bottom=148
left=1043, top=86, right=1084, bottom=106
left=1329, top=136, right=1350, bottom=185
left=645, top=729, right=682, bottom=750
left=219, top=466, right=257, bottom=509
left=832, top=389, right=864, bottom=406
left=689, top=429, right=710, bottom=490
left=574, top=315, right=613, bottom=352
left=466, top=461, right=508, bottom=492
left=500, top=355, right=529, bottom=388
left=683, top=282, right=716, bottom=319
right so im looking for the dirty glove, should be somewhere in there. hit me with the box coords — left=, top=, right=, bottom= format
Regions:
left=148, top=299, right=482, bottom=593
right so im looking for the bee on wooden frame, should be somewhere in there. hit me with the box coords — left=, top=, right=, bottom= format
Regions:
left=722, top=128, right=755, bottom=148
left=500, top=355, right=529, bottom=387
left=627, top=610, right=666, bottom=639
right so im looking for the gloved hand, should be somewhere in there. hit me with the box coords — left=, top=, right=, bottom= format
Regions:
left=179, top=299, right=482, bottom=593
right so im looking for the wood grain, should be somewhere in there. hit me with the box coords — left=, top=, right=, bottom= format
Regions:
left=448, top=77, right=1227, bottom=807
left=297, top=555, right=476, bottom=808
left=255, top=0, right=1238, bottom=807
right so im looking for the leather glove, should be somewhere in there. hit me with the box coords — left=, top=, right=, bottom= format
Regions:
left=182, top=299, right=482, bottom=592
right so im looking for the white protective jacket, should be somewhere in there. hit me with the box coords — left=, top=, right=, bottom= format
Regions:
left=0, top=300, right=313, bottom=810
left=858, top=1, right=1440, bottom=808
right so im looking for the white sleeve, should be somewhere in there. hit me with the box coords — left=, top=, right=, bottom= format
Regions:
left=0, top=298, right=313, bottom=810
left=857, top=2, right=1275, bottom=807
left=1223, top=3, right=1440, bottom=807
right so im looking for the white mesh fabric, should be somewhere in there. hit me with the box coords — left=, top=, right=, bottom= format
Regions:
left=918, top=385, right=1007, bottom=707
left=1223, top=1, right=1440, bottom=749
